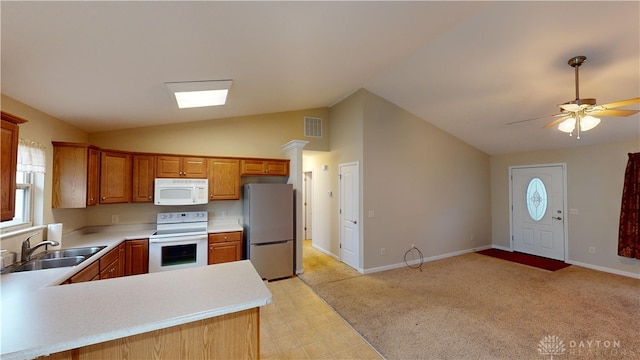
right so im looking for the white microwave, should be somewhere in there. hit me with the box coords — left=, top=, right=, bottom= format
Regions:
left=154, top=178, right=208, bottom=206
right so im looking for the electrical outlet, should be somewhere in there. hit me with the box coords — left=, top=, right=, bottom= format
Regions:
left=411, top=243, right=415, bottom=249
left=588, top=246, right=596, bottom=254
left=111, top=215, right=119, bottom=224
left=381, top=248, right=386, bottom=256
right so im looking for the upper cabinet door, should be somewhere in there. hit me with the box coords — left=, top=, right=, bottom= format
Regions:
left=1, top=118, right=20, bottom=221
left=52, top=143, right=93, bottom=208
left=100, top=151, right=132, bottom=204
left=208, top=158, right=240, bottom=200
left=132, top=155, right=155, bottom=203
left=86, top=148, right=101, bottom=206
left=156, top=156, right=207, bottom=178
left=156, top=156, right=181, bottom=177
left=240, top=159, right=289, bottom=176
left=182, top=157, right=207, bottom=178
left=263, top=160, right=289, bottom=176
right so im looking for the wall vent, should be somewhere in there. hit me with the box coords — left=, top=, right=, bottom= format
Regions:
left=304, top=116, right=323, bottom=138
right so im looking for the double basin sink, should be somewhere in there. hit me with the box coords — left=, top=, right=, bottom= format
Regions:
left=3, top=246, right=106, bottom=273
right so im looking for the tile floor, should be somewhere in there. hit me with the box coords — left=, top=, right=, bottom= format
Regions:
left=261, top=277, right=383, bottom=359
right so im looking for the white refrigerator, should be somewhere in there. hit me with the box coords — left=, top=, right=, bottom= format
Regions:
left=243, top=183, right=294, bottom=280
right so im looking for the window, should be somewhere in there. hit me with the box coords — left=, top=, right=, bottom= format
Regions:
left=526, top=177, right=548, bottom=221
left=2, top=171, right=33, bottom=228
left=1, top=139, right=46, bottom=230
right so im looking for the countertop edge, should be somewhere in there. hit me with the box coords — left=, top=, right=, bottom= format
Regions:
left=4, top=297, right=272, bottom=360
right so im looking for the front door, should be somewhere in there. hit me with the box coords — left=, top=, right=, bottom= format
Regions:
left=339, top=162, right=360, bottom=270
left=511, top=165, right=566, bottom=261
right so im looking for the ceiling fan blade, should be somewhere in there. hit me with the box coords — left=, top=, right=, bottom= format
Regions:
left=590, top=109, right=640, bottom=117
left=543, top=116, right=571, bottom=129
left=507, top=113, right=563, bottom=125
left=600, top=97, right=640, bottom=109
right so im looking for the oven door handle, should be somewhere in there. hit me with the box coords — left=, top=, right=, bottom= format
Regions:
left=149, top=234, right=208, bottom=243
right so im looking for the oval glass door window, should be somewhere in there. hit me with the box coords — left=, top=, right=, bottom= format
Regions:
left=526, top=177, right=547, bottom=221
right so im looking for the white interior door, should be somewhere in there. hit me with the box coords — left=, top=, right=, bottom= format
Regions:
left=339, top=162, right=360, bottom=270
left=511, top=165, right=566, bottom=261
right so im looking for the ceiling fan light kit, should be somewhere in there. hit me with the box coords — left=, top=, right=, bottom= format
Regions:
left=508, top=55, right=639, bottom=139
left=558, top=115, right=601, bottom=137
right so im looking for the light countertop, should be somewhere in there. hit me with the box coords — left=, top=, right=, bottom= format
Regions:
left=1, top=260, right=271, bottom=360
left=3, top=220, right=244, bottom=287
left=1, top=221, right=270, bottom=360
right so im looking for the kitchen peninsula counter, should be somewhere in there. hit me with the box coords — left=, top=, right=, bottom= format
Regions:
left=1, top=260, right=271, bottom=360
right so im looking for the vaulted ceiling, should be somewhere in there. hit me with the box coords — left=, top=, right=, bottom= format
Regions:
left=2, top=1, right=638, bottom=155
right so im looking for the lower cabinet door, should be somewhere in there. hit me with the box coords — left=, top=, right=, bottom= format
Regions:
left=126, top=239, right=149, bottom=275
left=208, top=241, right=242, bottom=264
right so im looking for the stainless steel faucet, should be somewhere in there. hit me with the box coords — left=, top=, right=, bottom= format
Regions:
left=21, top=232, right=60, bottom=262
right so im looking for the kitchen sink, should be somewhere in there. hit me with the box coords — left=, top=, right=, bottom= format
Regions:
left=5, top=256, right=86, bottom=273
left=31, top=246, right=106, bottom=260
left=2, top=246, right=107, bottom=274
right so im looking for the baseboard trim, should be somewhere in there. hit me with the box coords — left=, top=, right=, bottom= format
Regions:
left=491, top=244, right=512, bottom=252
left=307, top=243, right=639, bottom=279
left=362, top=247, right=484, bottom=275
left=488, top=245, right=639, bottom=279
left=566, top=260, right=640, bottom=279
left=311, top=244, right=340, bottom=260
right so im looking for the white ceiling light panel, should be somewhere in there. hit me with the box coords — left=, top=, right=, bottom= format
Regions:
left=166, top=80, right=233, bottom=108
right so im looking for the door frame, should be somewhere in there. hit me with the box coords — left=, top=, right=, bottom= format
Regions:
left=303, top=171, right=313, bottom=241
left=509, top=163, right=568, bottom=260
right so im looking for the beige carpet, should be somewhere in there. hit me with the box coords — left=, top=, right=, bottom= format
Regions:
left=299, top=242, right=640, bottom=359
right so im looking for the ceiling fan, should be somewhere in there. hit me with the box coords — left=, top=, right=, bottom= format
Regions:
left=509, top=55, right=640, bottom=139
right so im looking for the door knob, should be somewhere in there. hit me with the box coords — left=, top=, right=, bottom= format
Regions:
left=552, top=216, right=562, bottom=220
left=349, top=219, right=357, bottom=224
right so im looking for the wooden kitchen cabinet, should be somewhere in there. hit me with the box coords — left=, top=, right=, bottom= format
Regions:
left=132, top=155, right=155, bottom=202
left=118, top=242, right=126, bottom=277
left=208, top=158, right=240, bottom=200
left=99, top=246, right=122, bottom=279
left=156, top=156, right=207, bottom=178
left=52, top=142, right=101, bottom=208
left=100, top=151, right=132, bottom=204
left=86, top=148, right=101, bottom=206
left=1, top=112, right=27, bottom=221
left=62, top=240, right=147, bottom=284
left=125, top=239, right=149, bottom=276
left=65, top=261, right=100, bottom=284
left=208, top=231, right=243, bottom=264
left=240, top=159, right=289, bottom=176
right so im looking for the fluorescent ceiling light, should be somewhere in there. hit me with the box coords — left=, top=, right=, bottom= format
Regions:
left=166, top=80, right=232, bottom=108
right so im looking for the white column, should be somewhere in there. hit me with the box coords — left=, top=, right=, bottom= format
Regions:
left=282, top=140, right=308, bottom=274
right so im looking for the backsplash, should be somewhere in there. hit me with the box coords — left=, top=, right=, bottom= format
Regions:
left=0, top=226, right=47, bottom=261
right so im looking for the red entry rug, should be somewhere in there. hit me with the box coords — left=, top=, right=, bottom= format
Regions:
left=476, top=248, right=571, bottom=271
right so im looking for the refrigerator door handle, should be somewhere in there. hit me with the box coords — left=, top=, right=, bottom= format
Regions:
left=252, top=240, right=291, bottom=246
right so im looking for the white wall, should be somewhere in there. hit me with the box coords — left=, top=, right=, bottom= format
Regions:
left=302, top=151, right=334, bottom=255
left=491, top=140, right=640, bottom=276
left=361, top=90, right=492, bottom=270
left=1, top=95, right=89, bottom=232
left=314, top=89, right=492, bottom=272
